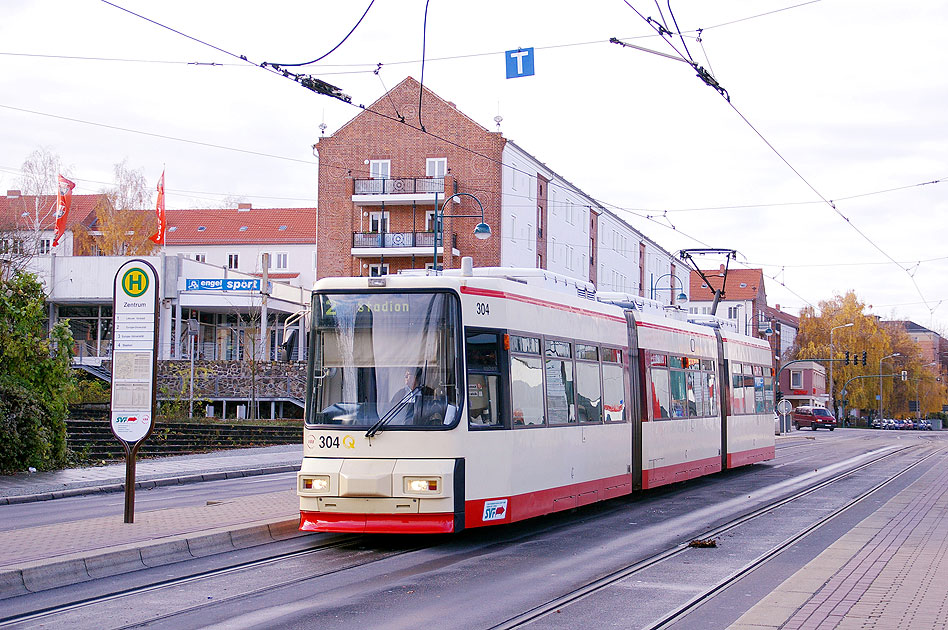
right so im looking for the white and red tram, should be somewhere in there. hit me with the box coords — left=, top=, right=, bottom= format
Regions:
left=298, top=264, right=775, bottom=534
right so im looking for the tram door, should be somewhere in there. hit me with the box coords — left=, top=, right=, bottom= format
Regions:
left=624, top=311, right=643, bottom=490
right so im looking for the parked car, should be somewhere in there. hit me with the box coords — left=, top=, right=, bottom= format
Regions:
left=919, top=420, right=933, bottom=431
left=870, top=418, right=883, bottom=429
left=792, top=406, right=837, bottom=431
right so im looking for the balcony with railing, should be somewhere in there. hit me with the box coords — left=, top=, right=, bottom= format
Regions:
left=352, top=176, right=447, bottom=205
left=351, top=231, right=458, bottom=257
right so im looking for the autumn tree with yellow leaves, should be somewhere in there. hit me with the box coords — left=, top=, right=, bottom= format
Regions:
left=794, top=291, right=945, bottom=420
left=73, top=160, right=158, bottom=256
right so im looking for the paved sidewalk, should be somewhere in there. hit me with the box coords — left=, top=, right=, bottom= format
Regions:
left=0, top=445, right=306, bottom=600
left=730, top=454, right=948, bottom=629
left=0, top=444, right=301, bottom=503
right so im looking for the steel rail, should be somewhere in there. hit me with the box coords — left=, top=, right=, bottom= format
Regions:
left=492, top=443, right=938, bottom=630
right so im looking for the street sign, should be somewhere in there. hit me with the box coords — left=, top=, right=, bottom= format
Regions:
left=776, top=399, right=793, bottom=415
left=505, top=47, right=535, bottom=78
left=111, top=259, right=159, bottom=523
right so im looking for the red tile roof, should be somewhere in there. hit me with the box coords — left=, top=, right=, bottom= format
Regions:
left=762, top=304, right=799, bottom=328
left=165, top=207, right=317, bottom=245
left=0, top=192, right=106, bottom=231
left=689, top=268, right=766, bottom=301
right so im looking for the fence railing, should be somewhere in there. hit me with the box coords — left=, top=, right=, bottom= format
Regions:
left=353, top=177, right=445, bottom=195
left=352, top=231, right=455, bottom=249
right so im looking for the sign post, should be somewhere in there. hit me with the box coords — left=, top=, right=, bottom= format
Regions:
left=110, top=259, right=159, bottom=524
left=777, top=398, right=793, bottom=434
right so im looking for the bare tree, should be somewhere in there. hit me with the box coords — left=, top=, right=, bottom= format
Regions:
left=9, top=148, right=69, bottom=257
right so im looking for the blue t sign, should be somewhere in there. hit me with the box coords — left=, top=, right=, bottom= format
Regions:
left=505, top=48, right=535, bottom=79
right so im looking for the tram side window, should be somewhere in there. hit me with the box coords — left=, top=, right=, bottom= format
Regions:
left=510, top=335, right=544, bottom=426
left=707, top=372, right=717, bottom=416
left=649, top=353, right=671, bottom=420
left=744, top=371, right=756, bottom=413
left=575, top=344, right=602, bottom=423
left=602, top=348, right=624, bottom=423
left=545, top=340, right=576, bottom=425
left=466, top=332, right=502, bottom=428
left=731, top=362, right=745, bottom=414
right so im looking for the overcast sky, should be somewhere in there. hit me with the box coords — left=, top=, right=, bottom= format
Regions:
left=2, top=1, right=946, bottom=331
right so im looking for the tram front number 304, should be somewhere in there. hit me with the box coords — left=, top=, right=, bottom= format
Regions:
left=318, top=436, right=340, bottom=449
left=475, top=302, right=490, bottom=315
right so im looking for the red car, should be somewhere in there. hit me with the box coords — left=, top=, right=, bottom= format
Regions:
left=792, top=406, right=837, bottom=431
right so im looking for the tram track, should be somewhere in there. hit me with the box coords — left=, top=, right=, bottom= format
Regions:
left=489, top=442, right=941, bottom=630
left=0, top=535, right=409, bottom=628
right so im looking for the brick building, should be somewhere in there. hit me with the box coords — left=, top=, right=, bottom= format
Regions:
left=689, top=268, right=770, bottom=338
left=314, top=77, right=687, bottom=297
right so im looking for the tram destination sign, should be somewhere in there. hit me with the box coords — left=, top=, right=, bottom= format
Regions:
left=111, top=259, right=159, bottom=523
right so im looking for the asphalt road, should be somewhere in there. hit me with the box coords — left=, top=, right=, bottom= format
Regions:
left=6, top=429, right=945, bottom=630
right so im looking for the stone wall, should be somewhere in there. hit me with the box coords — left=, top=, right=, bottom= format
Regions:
left=101, top=360, right=308, bottom=401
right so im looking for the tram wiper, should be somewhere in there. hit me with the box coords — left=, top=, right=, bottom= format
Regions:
left=365, top=387, right=419, bottom=438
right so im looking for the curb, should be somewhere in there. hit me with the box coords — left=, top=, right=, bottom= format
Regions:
left=0, top=516, right=304, bottom=600
left=0, top=464, right=300, bottom=506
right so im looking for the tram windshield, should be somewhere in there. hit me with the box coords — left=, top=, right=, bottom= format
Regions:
left=307, top=291, right=461, bottom=430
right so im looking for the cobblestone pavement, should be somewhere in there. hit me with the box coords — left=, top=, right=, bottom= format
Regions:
left=730, top=454, right=948, bottom=629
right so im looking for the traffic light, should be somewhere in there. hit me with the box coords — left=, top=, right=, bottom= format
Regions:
left=862, top=351, right=867, bottom=366
left=844, top=351, right=850, bottom=365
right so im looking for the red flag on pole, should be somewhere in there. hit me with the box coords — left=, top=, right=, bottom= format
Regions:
left=149, top=171, right=166, bottom=245
left=52, top=175, right=76, bottom=247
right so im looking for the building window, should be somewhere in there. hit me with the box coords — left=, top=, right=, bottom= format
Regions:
left=369, top=263, right=389, bottom=277
left=227, top=253, right=239, bottom=269
left=261, top=252, right=288, bottom=270
left=790, top=370, right=803, bottom=390
left=728, top=306, right=740, bottom=319
left=425, top=210, right=437, bottom=232
left=38, top=238, right=52, bottom=255
left=426, top=158, right=446, bottom=178
left=369, top=159, right=390, bottom=179
left=369, top=211, right=389, bottom=233
left=191, top=253, right=206, bottom=263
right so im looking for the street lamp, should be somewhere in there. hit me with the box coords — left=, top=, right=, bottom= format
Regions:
left=650, top=273, right=688, bottom=305
left=879, top=352, right=901, bottom=422
left=432, top=193, right=491, bottom=273
left=829, top=322, right=854, bottom=419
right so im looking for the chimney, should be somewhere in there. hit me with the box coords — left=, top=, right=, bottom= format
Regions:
left=237, top=203, right=252, bottom=211
left=6, top=190, right=21, bottom=198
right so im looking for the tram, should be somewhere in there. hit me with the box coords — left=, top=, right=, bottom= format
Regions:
left=298, top=261, right=775, bottom=534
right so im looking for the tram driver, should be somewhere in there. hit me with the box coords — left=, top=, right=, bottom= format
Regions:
left=389, top=368, right=437, bottom=425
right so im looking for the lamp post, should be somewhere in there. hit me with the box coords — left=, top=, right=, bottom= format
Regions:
left=829, top=322, right=854, bottom=420
left=879, top=352, right=901, bottom=423
left=650, top=273, right=688, bottom=305
left=432, top=193, right=491, bottom=273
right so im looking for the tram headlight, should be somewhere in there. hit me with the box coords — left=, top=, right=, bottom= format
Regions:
left=404, top=477, right=440, bottom=494
left=301, top=475, right=330, bottom=493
